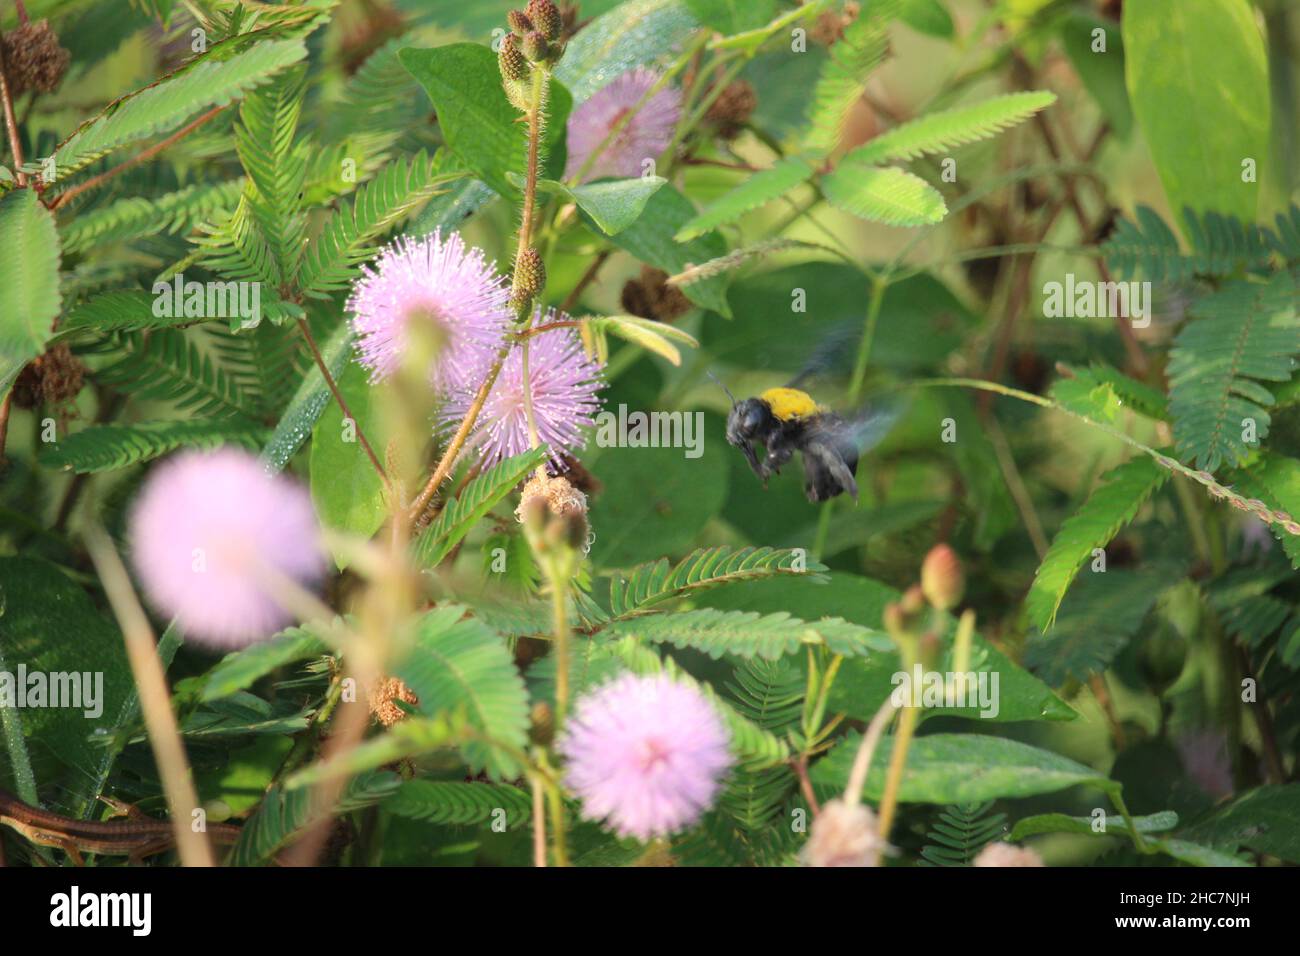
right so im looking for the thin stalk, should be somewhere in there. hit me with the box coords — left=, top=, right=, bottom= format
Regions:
left=0, top=34, right=27, bottom=186
left=84, top=524, right=215, bottom=867
left=844, top=695, right=899, bottom=806
left=297, top=318, right=387, bottom=484
left=531, top=772, right=547, bottom=867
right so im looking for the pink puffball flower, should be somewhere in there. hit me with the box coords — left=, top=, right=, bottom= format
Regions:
left=563, top=68, right=682, bottom=182
left=443, top=316, right=603, bottom=467
left=346, top=231, right=511, bottom=386
left=128, top=448, right=326, bottom=650
left=558, top=673, right=732, bottom=841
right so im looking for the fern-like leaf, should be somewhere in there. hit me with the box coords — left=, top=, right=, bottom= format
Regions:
left=719, top=659, right=802, bottom=832
left=59, top=290, right=195, bottom=336
left=1168, top=274, right=1300, bottom=471
left=96, top=330, right=259, bottom=419
left=50, top=38, right=307, bottom=179
left=60, top=180, right=245, bottom=255
left=919, top=802, right=1006, bottom=866
left=674, top=158, right=814, bottom=241
left=298, top=150, right=459, bottom=297
left=805, top=0, right=902, bottom=154
left=393, top=606, right=531, bottom=779
left=383, top=780, right=532, bottom=828
left=412, top=447, right=549, bottom=569
left=608, top=546, right=826, bottom=619
left=1026, top=456, right=1169, bottom=630
left=822, top=164, right=946, bottom=226
left=601, top=607, right=892, bottom=659
left=1103, top=205, right=1275, bottom=281
left=40, top=418, right=265, bottom=473
left=843, top=91, right=1056, bottom=166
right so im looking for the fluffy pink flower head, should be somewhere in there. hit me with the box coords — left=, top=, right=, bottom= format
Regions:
left=443, top=316, right=603, bottom=467
left=564, top=68, right=682, bottom=182
left=346, top=231, right=511, bottom=386
left=128, top=448, right=326, bottom=649
left=558, top=672, right=732, bottom=841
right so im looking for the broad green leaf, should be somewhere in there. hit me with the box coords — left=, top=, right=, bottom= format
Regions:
left=394, top=606, right=531, bottom=778
left=260, top=320, right=352, bottom=473
left=684, top=0, right=774, bottom=34
left=1009, top=810, right=1179, bottom=841
left=1060, top=14, right=1132, bottom=139
left=0, top=558, right=134, bottom=781
left=812, top=732, right=1114, bottom=803
left=51, top=38, right=308, bottom=178
left=588, top=442, right=729, bottom=567
left=842, top=92, right=1056, bottom=166
left=201, top=625, right=329, bottom=702
left=899, top=0, right=954, bottom=38
left=605, top=184, right=731, bottom=315
left=822, top=165, right=946, bottom=226
left=555, top=0, right=700, bottom=103
left=1123, top=0, right=1268, bottom=230
left=536, top=175, right=666, bottom=235
left=399, top=44, right=571, bottom=200
left=1026, top=455, right=1169, bottom=630
left=675, top=157, right=814, bottom=240
left=310, top=362, right=389, bottom=553
left=0, top=189, right=61, bottom=398
left=412, top=448, right=549, bottom=569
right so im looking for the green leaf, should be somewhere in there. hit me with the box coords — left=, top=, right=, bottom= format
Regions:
left=556, top=0, right=700, bottom=103
left=684, top=0, right=774, bottom=34
left=920, top=802, right=1006, bottom=866
left=59, top=180, right=244, bottom=256
left=399, top=44, right=572, bottom=199
left=51, top=38, right=308, bottom=178
left=0, top=189, right=61, bottom=398
left=96, top=331, right=257, bottom=420
left=1237, top=455, right=1300, bottom=568
left=57, top=290, right=189, bottom=337
left=674, top=157, right=814, bottom=241
left=1168, top=274, right=1300, bottom=471
left=588, top=442, right=729, bottom=567
left=260, top=320, right=352, bottom=473
left=299, top=150, right=455, bottom=297
left=383, top=779, right=532, bottom=828
left=593, top=314, right=698, bottom=365
left=1123, top=0, right=1269, bottom=230
left=1009, top=810, right=1179, bottom=842
left=1180, top=783, right=1300, bottom=863
left=536, top=176, right=665, bottom=235
left=604, top=183, right=731, bottom=315
left=899, top=0, right=954, bottom=38
left=201, top=625, right=329, bottom=702
left=1026, top=455, right=1169, bottom=630
left=805, top=0, right=901, bottom=153
left=848, top=91, right=1056, bottom=167
left=310, top=362, right=388, bottom=552
left=1060, top=14, right=1132, bottom=139
left=40, top=418, right=264, bottom=474
left=607, top=545, right=826, bottom=618
left=812, top=732, right=1115, bottom=803
left=1102, top=205, right=1274, bottom=282
left=228, top=770, right=400, bottom=866
left=601, top=607, right=892, bottom=659
left=0, top=558, right=134, bottom=781
left=393, top=606, right=531, bottom=779
left=412, top=448, right=549, bottom=569
left=822, top=165, right=947, bottom=226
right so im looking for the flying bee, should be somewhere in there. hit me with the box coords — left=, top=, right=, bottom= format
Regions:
left=717, top=378, right=902, bottom=503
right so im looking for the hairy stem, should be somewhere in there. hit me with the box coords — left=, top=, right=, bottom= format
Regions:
left=0, top=32, right=25, bottom=186
left=297, top=318, right=387, bottom=484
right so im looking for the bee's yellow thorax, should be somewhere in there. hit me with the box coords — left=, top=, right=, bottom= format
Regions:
left=760, top=387, right=822, bottom=422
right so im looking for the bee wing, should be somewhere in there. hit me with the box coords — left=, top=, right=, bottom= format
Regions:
left=808, top=396, right=908, bottom=457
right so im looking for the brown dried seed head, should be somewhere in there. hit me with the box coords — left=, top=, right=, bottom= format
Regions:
left=12, top=343, right=85, bottom=409
left=706, top=80, right=758, bottom=139
left=1, top=20, right=71, bottom=95
left=620, top=266, right=692, bottom=322
left=368, top=677, right=419, bottom=727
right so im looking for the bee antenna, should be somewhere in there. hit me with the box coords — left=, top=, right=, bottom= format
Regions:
left=706, top=370, right=738, bottom=406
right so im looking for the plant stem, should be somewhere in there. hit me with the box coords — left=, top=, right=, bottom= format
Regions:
left=550, top=562, right=572, bottom=725
left=297, top=318, right=387, bottom=484
left=875, top=699, right=918, bottom=839
left=84, top=523, right=216, bottom=867
left=844, top=695, right=898, bottom=806
left=49, top=105, right=226, bottom=210
left=0, top=32, right=26, bottom=186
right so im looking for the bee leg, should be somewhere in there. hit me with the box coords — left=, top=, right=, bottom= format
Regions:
left=801, top=441, right=859, bottom=502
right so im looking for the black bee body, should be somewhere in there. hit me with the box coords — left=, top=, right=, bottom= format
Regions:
left=724, top=388, right=861, bottom=503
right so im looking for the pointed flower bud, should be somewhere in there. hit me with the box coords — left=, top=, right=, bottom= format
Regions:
left=920, top=543, right=964, bottom=610
left=513, top=247, right=546, bottom=302
left=507, top=9, right=534, bottom=35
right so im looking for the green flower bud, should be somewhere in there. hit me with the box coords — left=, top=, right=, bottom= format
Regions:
left=513, top=247, right=546, bottom=302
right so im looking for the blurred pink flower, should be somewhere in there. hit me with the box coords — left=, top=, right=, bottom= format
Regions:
left=346, top=231, right=511, bottom=387
left=563, top=68, right=682, bottom=182
left=443, top=317, right=603, bottom=467
left=558, top=673, right=731, bottom=841
left=128, top=449, right=325, bottom=649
